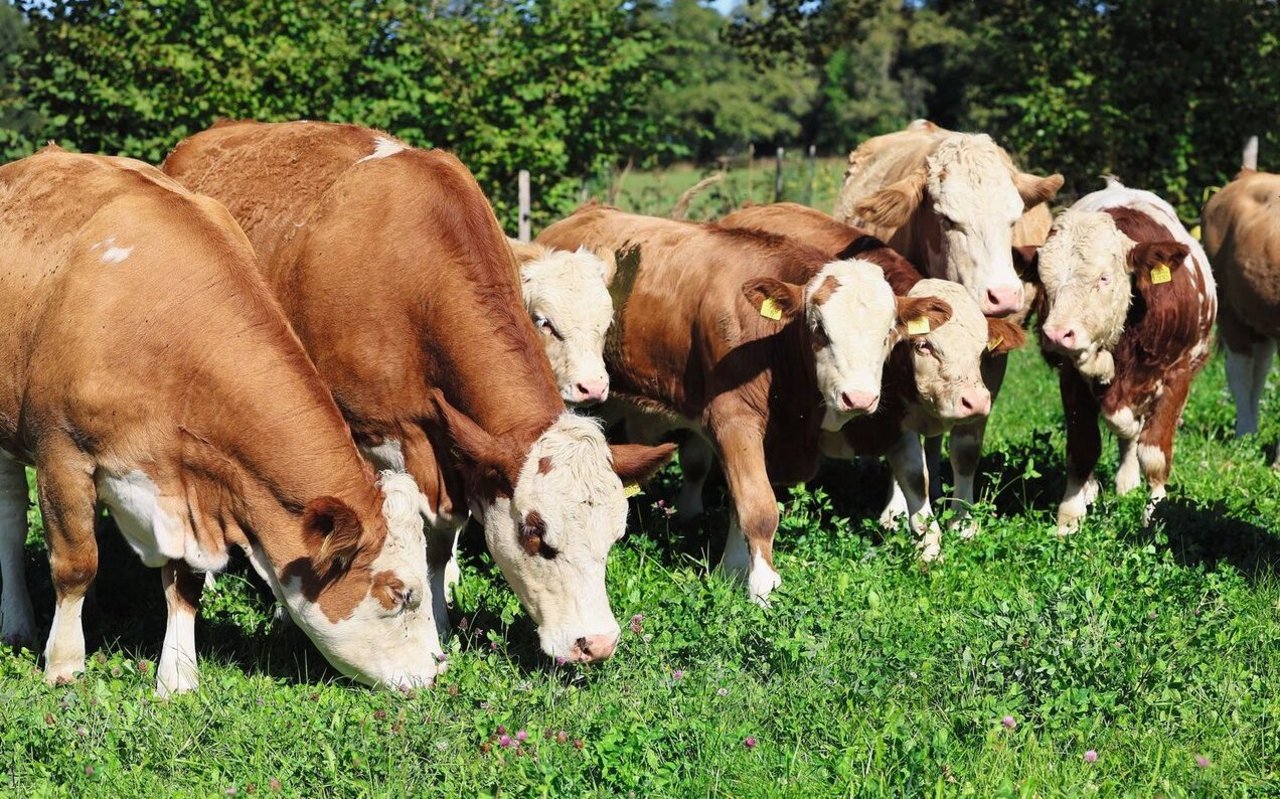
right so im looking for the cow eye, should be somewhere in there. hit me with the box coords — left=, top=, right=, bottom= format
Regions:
left=535, top=315, right=563, bottom=340
left=1097, top=273, right=1111, bottom=287
left=519, top=512, right=558, bottom=559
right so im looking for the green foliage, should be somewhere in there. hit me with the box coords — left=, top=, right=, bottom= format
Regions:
left=11, top=0, right=659, bottom=229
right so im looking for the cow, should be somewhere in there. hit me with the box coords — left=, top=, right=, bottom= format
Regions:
left=832, top=123, right=1062, bottom=531
left=163, top=121, right=674, bottom=664
left=1033, top=178, right=1216, bottom=532
left=1201, top=136, right=1280, bottom=459
left=719, top=203, right=1026, bottom=547
left=538, top=205, right=956, bottom=599
left=0, top=148, right=442, bottom=694
left=507, top=239, right=615, bottom=405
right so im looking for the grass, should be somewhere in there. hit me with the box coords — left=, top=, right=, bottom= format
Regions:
left=3, top=179, right=1280, bottom=794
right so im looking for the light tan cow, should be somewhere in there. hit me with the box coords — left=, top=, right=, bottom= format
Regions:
left=507, top=239, right=615, bottom=405
left=0, top=148, right=441, bottom=694
left=833, top=121, right=1061, bottom=531
left=164, top=121, right=674, bottom=663
left=1202, top=137, right=1280, bottom=456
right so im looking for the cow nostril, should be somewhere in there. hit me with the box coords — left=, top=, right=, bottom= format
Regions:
left=961, top=395, right=974, bottom=411
left=574, top=636, right=590, bottom=656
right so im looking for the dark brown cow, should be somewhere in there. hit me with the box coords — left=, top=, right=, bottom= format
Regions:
left=0, top=148, right=441, bottom=694
left=163, top=121, right=673, bottom=663
left=1033, top=179, right=1216, bottom=531
left=720, top=203, right=1026, bottom=550
left=539, top=206, right=956, bottom=597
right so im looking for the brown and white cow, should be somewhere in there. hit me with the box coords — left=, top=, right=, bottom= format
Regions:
left=538, top=206, right=955, bottom=599
left=1033, top=178, right=1216, bottom=532
left=507, top=239, right=615, bottom=405
left=163, top=121, right=674, bottom=663
left=1201, top=137, right=1280, bottom=457
left=833, top=123, right=1061, bottom=529
left=0, top=148, right=442, bottom=694
left=719, top=204, right=1026, bottom=553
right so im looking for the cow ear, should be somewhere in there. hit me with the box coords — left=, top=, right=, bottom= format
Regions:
left=592, top=246, right=618, bottom=285
left=834, top=234, right=888, bottom=261
left=852, top=168, right=927, bottom=229
left=742, top=277, right=804, bottom=322
left=1127, top=241, right=1189, bottom=280
left=430, top=389, right=520, bottom=497
left=985, top=316, right=1027, bottom=356
left=894, top=295, right=952, bottom=338
left=1015, top=172, right=1064, bottom=211
left=303, top=496, right=366, bottom=575
left=610, top=442, right=677, bottom=484
left=1011, top=245, right=1040, bottom=283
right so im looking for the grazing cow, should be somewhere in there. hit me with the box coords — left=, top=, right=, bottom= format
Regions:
left=1201, top=137, right=1280, bottom=457
left=507, top=239, right=615, bottom=405
left=164, top=121, right=673, bottom=663
left=720, top=203, right=1026, bottom=551
left=1034, top=178, right=1216, bottom=532
left=538, top=206, right=955, bottom=599
left=0, top=148, right=441, bottom=694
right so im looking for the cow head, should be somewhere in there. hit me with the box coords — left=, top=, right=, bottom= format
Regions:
left=269, top=472, right=441, bottom=690
left=431, top=391, right=674, bottom=663
left=743, top=260, right=952, bottom=432
left=519, top=244, right=615, bottom=405
left=902, top=279, right=1025, bottom=423
left=853, top=135, right=1063, bottom=317
left=1038, top=210, right=1189, bottom=383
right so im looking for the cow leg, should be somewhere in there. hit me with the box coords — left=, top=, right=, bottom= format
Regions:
left=923, top=434, right=944, bottom=504
left=948, top=418, right=987, bottom=539
left=400, top=429, right=466, bottom=639
left=879, top=478, right=909, bottom=528
left=0, top=455, right=35, bottom=645
left=674, top=433, right=714, bottom=523
left=156, top=560, right=202, bottom=697
left=1057, top=368, right=1101, bottom=535
left=1115, top=435, right=1141, bottom=495
left=887, top=431, right=942, bottom=561
left=1137, top=374, right=1193, bottom=524
left=713, top=423, right=780, bottom=606
left=35, top=446, right=98, bottom=685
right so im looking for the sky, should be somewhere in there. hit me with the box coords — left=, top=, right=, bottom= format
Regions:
left=710, top=0, right=738, bottom=13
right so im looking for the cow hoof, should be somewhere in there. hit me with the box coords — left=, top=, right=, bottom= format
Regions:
left=443, top=559, right=461, bottom=608
left=1115, top=470, right=1141, bottom=496
left=956, top=519, right=980, bottom=540
left=44, top=661, right=83, bottom=687
left=1082, top=476, right=1100, bottom=506
left=1056, top=514, right=1081, bottom=536
left=155, top=670, right=199, bottom=698
left=747, top=566, right=781, bottom=607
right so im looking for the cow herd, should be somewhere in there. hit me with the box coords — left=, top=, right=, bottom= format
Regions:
left=0, top=118, right=1273, bottom=696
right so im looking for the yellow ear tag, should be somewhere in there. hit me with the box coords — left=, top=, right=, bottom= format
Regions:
left=759, top=297, right=783, bottom=321
left=1151, top=263, right=1172, bottom=285
left=623, top=483, right=642, bottom=498
left=906, top=316, right=930, bottom=335
left=987, top=334, right=1004, bottom=353
left=1189, top=224, right=1202, bottom=241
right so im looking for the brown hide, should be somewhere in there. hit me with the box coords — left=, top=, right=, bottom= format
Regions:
left=0, top=148, right=391, bottom=622
left=1202, top=169, right=1280, bottom=350
left=164, top=120, right=564, bottom=513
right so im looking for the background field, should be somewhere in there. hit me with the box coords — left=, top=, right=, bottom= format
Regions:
left=2, top=187, right=1280, bottom=796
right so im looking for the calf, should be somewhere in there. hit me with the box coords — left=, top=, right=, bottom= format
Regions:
left=0, top=148, right=441, bottom=693
left=538, top=206, right=953, bottom=600
left=720, top=204, right=1026, bottom=551
left=1034, top=179, right=1216, bottom=532
left=1201, top=137, right=1280, bottom=456
left=508, top=239, right=615, bottom=405
left=164, top=121, right=673, bottom=663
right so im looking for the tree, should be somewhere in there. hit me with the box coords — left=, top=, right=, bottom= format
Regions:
left=0, top=1, right=40, bottom=160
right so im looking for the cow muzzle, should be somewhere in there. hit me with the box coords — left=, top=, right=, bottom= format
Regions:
left=569, top=632, right=620, bottom=662
left=981, top=284, right=1024, bottom=317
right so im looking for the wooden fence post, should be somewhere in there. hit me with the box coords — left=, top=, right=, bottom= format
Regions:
left=806, top=144, right=816, bottom=206
left=774, top=147, right=785, bottom=202
left=518, top=169, right=531, bottom=243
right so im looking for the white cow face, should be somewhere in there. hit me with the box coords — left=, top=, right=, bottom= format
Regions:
left=517, top=243, right=615, bottom=405
left=743, top=260, right=953, bottom=432
left=1038, top=210, right=1189, bottom=382
left=904, top=279, right=1024, bottom=422
left=854, top=135, right=1063, bottom=317
left=432, top=394, right=674, bottom=662
left=261, top=472, right=441, bottom=690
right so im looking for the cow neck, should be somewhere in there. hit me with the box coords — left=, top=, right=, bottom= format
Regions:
left=175, top=306, right=381, bottom=565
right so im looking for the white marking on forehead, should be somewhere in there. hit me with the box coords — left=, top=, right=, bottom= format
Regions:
left=357, top=136, right=407, bottom=163
left=809, top=258, right=893, bottom=306
left=926, top=135, right=1022, bottom=221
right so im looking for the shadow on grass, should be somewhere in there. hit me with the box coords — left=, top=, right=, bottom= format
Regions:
left=1144, top=498, right=1280, bottom=582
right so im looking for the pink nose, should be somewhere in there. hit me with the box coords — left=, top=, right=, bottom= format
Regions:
left=958, top=389, right=992, bottom=418
left=570, top=379, right=609, bottom=404
left=982, top=285, right=1023, bottom=316
left=1043, top=326, right=1079, bottom=351
left=570, top=633, right=619, bottom=662
left=839, top=390, right=880, bottom=414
